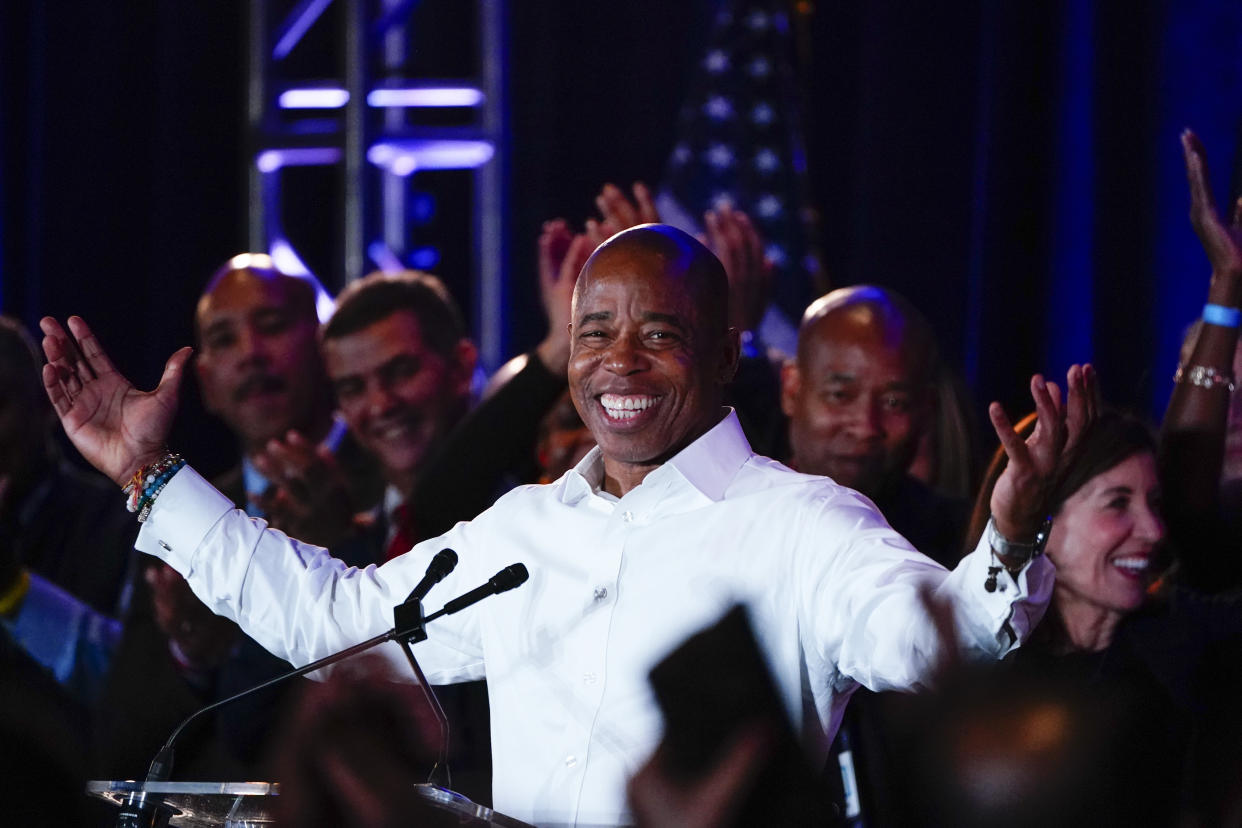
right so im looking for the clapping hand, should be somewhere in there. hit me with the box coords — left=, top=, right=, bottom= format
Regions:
left=252, top=431, right=361, bottom=548
left=701, top=205, right=772, bottom=335
left=595, top=182, right=661, bottom=230
left=146, top=561, right=238, bottom=671
left=535, top=217, right=614, bottom=374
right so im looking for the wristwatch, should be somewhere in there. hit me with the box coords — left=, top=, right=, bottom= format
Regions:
left=984, top=515, right=1051, bottom=567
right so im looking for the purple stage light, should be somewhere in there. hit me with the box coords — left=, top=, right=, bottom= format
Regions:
left=367, top=87, right=485, bottom=108
left=275, top=86, right=486, bottom=110
left=367, top=140, right=494, bottom=176
left=273, top=0, right=334, bottom=60
left=367, top=241, right=405, bottom=273
left=255, top=148, right=343, bottom=172
left=269, top=238, right=336, bottom=322
left=278, top=88, right=351, bottom=109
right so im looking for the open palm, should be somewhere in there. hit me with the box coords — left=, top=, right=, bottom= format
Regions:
left=988, top=364, right=1098, bottom=541
left=40, top=316, right=191, bottom=487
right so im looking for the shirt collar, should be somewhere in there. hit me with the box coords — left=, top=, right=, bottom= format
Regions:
left=561, top=408, right=752, bottom=504
left=382, top=484, right=405, bottom=522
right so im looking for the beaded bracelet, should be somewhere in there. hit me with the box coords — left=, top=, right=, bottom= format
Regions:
left=124, top=452, right=187, bottom=522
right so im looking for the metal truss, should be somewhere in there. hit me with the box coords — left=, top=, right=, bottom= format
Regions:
left=246, top=0, right=508, bottom=367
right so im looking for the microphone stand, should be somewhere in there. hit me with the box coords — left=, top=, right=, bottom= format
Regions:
left=146, top=597, right=445, bottom=782
left=122, top=563, right=527, bottom=828
left=392, top=598, right=451, bottom=788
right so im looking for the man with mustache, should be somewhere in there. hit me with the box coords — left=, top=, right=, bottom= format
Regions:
left=41, top=224, right=1073, bottom=826
left=94, top=255, right=381, bottom=780
left=194, top=254, right=379, bottom=527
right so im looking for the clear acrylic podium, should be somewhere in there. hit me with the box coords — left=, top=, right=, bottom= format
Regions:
left=86, top=780, right=533, bottom=827
left=85, top=780, right=277, bottom=827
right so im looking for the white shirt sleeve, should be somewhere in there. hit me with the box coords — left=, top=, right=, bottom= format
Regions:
left=795, top=492, right=1054, bottom=695
left=136, top=466, right=485, bottom=683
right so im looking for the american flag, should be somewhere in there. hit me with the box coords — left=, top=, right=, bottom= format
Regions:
left=658, top=0, right=824, bottom=349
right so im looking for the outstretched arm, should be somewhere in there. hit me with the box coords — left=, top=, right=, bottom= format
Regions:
left=1161, top=130, right=1241, bottom=515
left=39, top=316, right=191, bottom=487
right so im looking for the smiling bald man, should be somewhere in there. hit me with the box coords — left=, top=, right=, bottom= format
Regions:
left=39, top=224, right=1074, bottom=827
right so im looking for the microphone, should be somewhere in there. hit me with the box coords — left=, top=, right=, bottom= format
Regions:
left=140, top=559, right=529, bottom=789
left=427, top=564, right=529, bottom=621
left=406, top=548, right=458, bottom=603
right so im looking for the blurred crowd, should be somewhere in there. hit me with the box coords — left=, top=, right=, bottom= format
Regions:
left=1, top=130, right=1241, bottom=827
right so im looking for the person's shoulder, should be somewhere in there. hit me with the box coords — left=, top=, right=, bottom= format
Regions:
left=465, top=479, right=561, bottom=521
left=733, top=453, right=879, bottom=511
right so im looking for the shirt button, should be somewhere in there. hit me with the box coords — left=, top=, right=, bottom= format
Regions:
left=622, top=510, right=634, bottom=523
left=593, top=586, right=608, bottom=601
left=565, top=755, right=578, bottom=768
left=583, top=672, right=597, bottom=685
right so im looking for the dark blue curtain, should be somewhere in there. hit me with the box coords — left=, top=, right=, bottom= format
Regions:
left=4, top=1, right=1240, bottom=463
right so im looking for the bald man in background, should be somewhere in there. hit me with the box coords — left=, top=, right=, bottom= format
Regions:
left=781, top=286, right=969, bottom=566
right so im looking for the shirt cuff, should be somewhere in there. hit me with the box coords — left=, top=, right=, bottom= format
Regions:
left=136, top=465, right=236, bottom=575
left=954, top=532, right=1056, bottom=654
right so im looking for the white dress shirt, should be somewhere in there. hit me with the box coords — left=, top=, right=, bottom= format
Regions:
left=137, top=410, right=1053, bottom=827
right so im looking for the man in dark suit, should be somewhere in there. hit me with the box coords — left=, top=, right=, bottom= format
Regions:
left=95, top=255, right=381, bottom=780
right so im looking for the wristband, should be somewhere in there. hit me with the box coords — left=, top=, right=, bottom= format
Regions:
left=1203, top=303, right=1241, bottom=328
left=983, top=515, right=1050, bottom=592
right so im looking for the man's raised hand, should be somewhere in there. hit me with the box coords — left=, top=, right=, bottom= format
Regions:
left=40, top=316, right=191, bottom=487
left=988, top=364, right=1096, bottom=546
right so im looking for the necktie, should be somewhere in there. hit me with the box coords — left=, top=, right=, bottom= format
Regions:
left=385, top=502, right=416, bottom=562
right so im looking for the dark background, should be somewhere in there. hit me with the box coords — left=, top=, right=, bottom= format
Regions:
left=2, top=0, right=1240, bottom=477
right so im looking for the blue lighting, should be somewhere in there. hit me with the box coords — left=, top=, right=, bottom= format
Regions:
left=409, top=246, right=440, bottom=270
left=1045, top=0, right=1096, bottom=376
left=410, top=192, right=436, bottom=224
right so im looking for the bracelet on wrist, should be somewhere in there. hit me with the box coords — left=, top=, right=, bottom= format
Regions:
left=1203, top=302, right=1241, bottom=329
left=983, top=515, right=1050, bottom=592
left=1173, top=363, right=1236, bottom=393
left=124, top=451, right=187, bottom=522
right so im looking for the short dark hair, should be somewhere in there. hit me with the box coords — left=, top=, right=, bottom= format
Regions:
left=322, top=270, right=467, bottom=357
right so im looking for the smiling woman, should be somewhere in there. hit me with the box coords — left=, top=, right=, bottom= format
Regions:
left=1036, top=415, right=1164, bottom=652
left=965, top=409, right=1242, bottom=813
